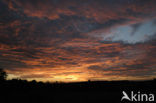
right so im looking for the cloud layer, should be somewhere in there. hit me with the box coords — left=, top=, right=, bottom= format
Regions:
left=0, top=0, right=156, bottom=82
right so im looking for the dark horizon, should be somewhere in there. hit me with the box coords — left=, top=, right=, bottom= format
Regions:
left=1, top=76, right=156, bottom=103
left=6, top=77, right=156, bottom=83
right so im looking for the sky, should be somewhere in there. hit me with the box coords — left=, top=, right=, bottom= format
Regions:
left=0, top=0, right=156, bottom=82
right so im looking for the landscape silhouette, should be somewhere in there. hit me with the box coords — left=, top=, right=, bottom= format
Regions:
left=0, top=68, right=156, bottom=103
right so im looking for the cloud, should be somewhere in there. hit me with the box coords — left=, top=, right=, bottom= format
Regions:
left=0, top=0, right=156, bottom=81
left=87, top=41, right=156, bottom=80
left=131, top=22, right=142, bottom=35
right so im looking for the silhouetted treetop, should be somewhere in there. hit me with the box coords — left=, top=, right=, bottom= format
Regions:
left=0, top=68, right=7, bottom=81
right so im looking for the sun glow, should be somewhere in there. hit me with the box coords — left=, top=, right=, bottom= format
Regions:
left=53, top=75, right=79, bottom=81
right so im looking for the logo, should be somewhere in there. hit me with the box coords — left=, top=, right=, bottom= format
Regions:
left=121, top=91, right=155, bottom=102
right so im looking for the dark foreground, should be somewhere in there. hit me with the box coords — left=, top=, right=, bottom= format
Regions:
left=0, top=79, right=156, bottom=103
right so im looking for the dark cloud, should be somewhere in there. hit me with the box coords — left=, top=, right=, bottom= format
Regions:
left=20, top=74, right=53, bottom=79
left=131, top=22, right=142, bottom=35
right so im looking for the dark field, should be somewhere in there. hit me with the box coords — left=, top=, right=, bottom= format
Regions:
left=1, top=79, right=156, bottom=103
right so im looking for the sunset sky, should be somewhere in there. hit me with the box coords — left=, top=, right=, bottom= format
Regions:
left=0, top=0, right=156, bottom=82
